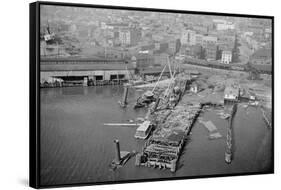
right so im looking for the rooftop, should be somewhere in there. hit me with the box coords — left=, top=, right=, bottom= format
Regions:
left=224, top=85, right=239, bottom=95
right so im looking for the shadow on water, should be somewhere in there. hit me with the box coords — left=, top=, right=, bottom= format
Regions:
left=177, top=136, right=192, bottom=171
left=177, top=162, right=185, bottom=171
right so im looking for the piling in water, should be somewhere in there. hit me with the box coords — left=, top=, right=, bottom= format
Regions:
left=114, top=139, right=121, bottom=164
left=170, top=159, right=177, bottom=172
left=119, top=87, right=129, bottom=107
left=225, top=151, right=232, bottom=164
left=83, top=77, right=88, bottom=86
left=135, top=153, right=141, bottom=166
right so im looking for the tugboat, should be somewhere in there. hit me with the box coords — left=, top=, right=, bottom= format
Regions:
left=133, top=56, right=175, bottom=109
left=42, top=21, right=56, bottom=44
left=134, top=90, right=156, bottom=109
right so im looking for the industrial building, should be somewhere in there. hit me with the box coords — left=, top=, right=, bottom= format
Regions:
left=224, top=84, right=240, bottom=102
left=40, top=58, right=135, bottom=86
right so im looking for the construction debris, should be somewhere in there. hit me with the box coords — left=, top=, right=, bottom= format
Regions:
left=135, top=101, right=202, bottom=172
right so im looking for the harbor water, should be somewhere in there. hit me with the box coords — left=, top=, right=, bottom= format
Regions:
left=40, top=86, right=272, bottom=186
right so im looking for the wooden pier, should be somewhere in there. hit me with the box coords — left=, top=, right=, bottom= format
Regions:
left=134, top=75, right=229, bottom=172
left=40, top=79, right=127, bottom=88
left=135, top=103, right=202, bottom=172
left=225, top=103, right=237, bottom=164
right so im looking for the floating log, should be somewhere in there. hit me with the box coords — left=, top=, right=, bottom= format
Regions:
left=104, top=123, right=139, bottom=127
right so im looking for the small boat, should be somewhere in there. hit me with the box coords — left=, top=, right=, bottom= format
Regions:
left=249, top=101, right=259, bottom=106
left=136, top=117, right=145, bottom=122
left=133, top=61, right=171, bottom=109
left=128, top=119, right=134, bottom=123
left=134, top=121, right=154, bottom=140
left=243, top=104, right=248, bottom=108
left=220, top=113, right=230, bottom=119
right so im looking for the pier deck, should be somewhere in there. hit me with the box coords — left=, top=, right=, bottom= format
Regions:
left=135, top=87, right=203, bottom=172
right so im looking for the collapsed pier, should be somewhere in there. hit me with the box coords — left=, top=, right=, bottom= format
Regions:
left=135, top=75, right=204, bottom=172
left=135, top=103, right=202, bottom=172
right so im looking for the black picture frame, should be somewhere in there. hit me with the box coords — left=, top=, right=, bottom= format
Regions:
left=30, top=1, right=274, bottom=188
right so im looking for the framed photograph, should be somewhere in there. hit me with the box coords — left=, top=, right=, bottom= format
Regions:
left=30, top=1, right=274, bottom=188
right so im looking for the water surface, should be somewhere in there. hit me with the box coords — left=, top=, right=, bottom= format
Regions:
left=40, top=86, right=272, bottom=186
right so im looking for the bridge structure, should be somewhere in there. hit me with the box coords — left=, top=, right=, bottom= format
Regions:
left=40, top=57, right=136, bottom=86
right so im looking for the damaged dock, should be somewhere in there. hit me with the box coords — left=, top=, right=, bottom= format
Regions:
left=135, top=100, right=202, bottom=172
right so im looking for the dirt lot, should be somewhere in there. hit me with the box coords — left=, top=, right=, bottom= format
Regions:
left=181, top=64, right=272, bottom=109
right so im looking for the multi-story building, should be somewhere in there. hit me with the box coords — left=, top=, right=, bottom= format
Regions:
left=202, top=35, right=218, bottom=48
left=192, top=25, right=209, bottom=34
left=195, top=34, right=203, bottom=46
left=217, top=22, right=235, bottom=30
left=184, top=44, right=203, bottom=59
left=134, top=53, right=155, bottom=68
left=217, top=35, right=235, bottom=51
left=154, top=42, right=169, bottom=54
left=181, top=29, right=196, bottom=45
left=206, top=43, right=217, bottom=61
left=213, top=19, right=235, bottom=30
left=221, top=50, right=232, bottom=64
left=250, top=48, right=272, bottom=65
left=119, top=30, right=131, bottom=45
left=119, top=28, right=141, bottom=46
left=168, top=39, right=181, bottom=54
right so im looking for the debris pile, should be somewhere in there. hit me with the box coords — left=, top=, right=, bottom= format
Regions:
left=135, top=103, right=202, bottom=172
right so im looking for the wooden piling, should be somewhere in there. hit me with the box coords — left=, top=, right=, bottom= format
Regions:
left=83, top=77, right=88, bottom=86
left=170, top=159, right=177, bottom=172
left=114, top=139, right=121, bottom=164
left=135, top=153, right=141, bottom=166
left=123, top=87, right=129, bottom=105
